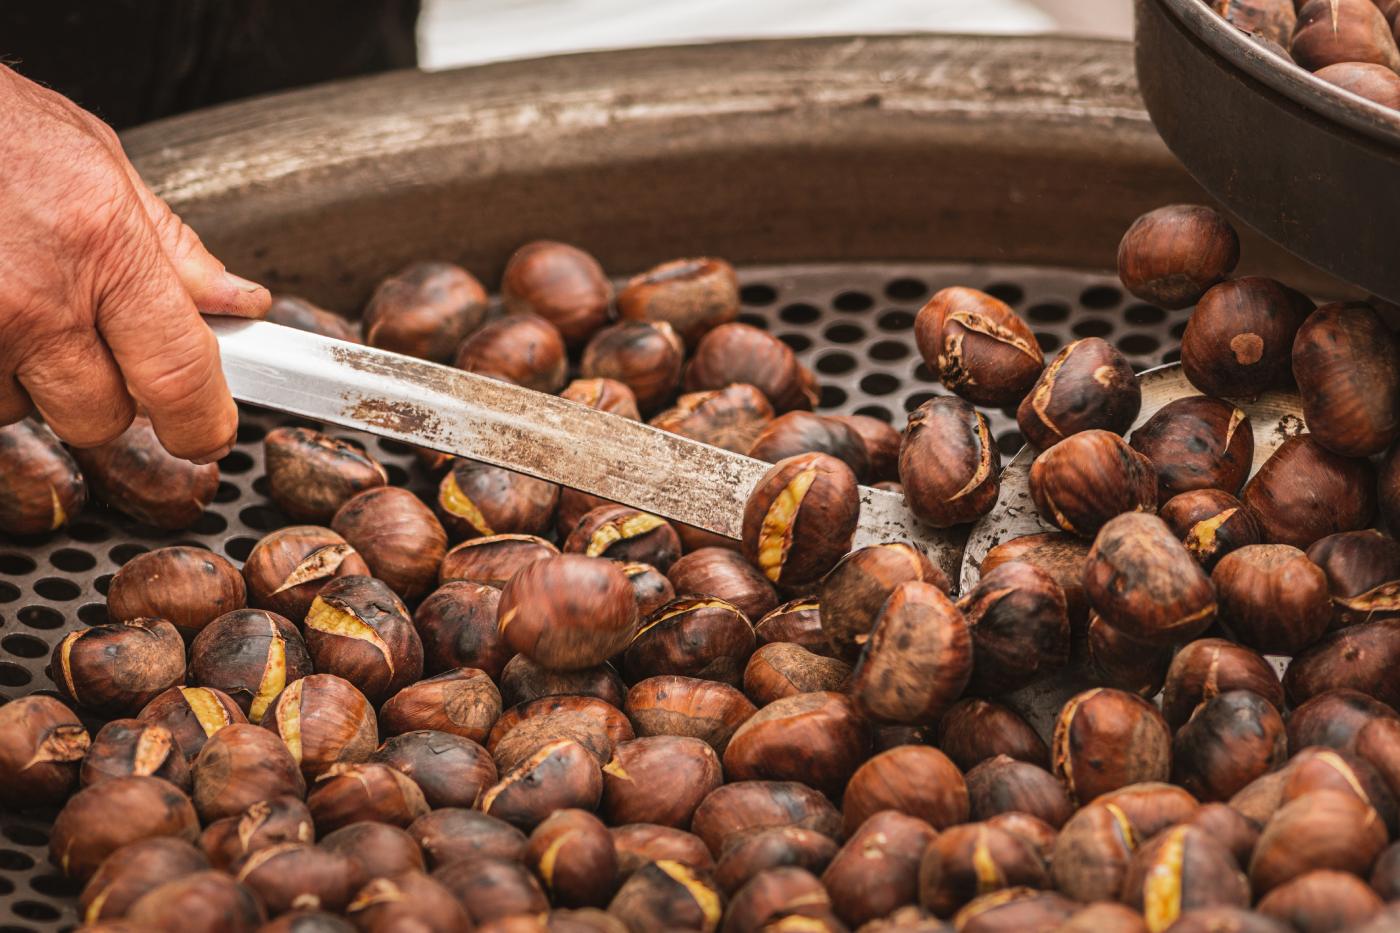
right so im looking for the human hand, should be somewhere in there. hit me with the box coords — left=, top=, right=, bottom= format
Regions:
left=0, top=65, right=270, bottom=464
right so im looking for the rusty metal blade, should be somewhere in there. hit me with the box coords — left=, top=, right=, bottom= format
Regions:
left=211, top=319, right=964, bottom=580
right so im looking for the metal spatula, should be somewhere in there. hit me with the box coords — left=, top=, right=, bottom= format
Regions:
left=211, top=319, right=962, bottom=579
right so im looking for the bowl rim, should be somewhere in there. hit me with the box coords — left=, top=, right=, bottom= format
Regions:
left=1157, top=0, right=1400, bottom=147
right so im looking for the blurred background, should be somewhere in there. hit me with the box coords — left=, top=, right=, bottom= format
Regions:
left=418, top=0, right=1133, bottom=69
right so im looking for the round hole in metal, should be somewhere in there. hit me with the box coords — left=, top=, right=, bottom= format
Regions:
left=1124, top=303, right=1167, bottom=325
left=824, top=323, right=866, bottom=344
left=2, top=635, right=48, bottom=660
left=48, top=550, right=95, bottom=573
left=884, top=278, right=927, bottom=301
left=1036, top=332, right=1062, bottom=353
left=238, top=506, right=286, bottom=533
left=11, top=902, right=60, bottom=921
left=252, top=476, right=272, bottom=497
left=1026, top=302, right=1070, bottom=324
left=236, top=422, right=267, bottom=444
left=0, top=875, right=12, bottom=897
left=854, top=404, right=894, bottom=422
left=0, top=555, right=37, bottom=576
left=867, top=340, right=909, bottom=362
left=214, top=482, right=241, bottom=504
left=27, top=874, right=80, bottom=898
left=778, top=333, right=813, bottom=353
left=877, top=310, right=915, bottom=332
left=93, top=575, right=112, bottom=597
left=740, top=283, right=777, bottom=306
left=378, top=437, right=415, bottom=456
left=997, top=430, right=1026, bottom=457
left=64, top=522, right=109, bottom=544
left=1072, top=318, right=1114, bottom=338
left=32, top=580, right=79, bottom=603
left=736, top=314, right=769, bottom=330
left=985, top=283, right=1025, bottom=305
left=76, top=604, right=107, bottom=627
left=1163, top=348, right=1183, bottom=364
left=219, top=450, right=255, bottom=474
left=17, top=607, right=63, bottom=631
left=1080, top=285, right=1124, bottom=309
left=904, top=392, right=938, bottom=412
left=0, top=583, right=19, bottom=605
left=779, top=303, right=821, bottom=325
left=815, top=352, right=857, bottom=375
left=912, top=363, right=938, bottom=383
left=1118, top=334, right=1162, bottom=356
left=0, top=664, right=33, bottom=687
left=2, top=825, right=48, bottom=846
left=226, top=537, right=259, bottom=562
left=384, top=464, right=411, bottom=487
left=819, top=385, right=848, bottom=408
left=859, top=374, right=900, bottom=396
left=0, top=850, right=35, bottom=871
left=833, top=291, right=874, bottom=312
left=107, top=544, right=147, bottom=566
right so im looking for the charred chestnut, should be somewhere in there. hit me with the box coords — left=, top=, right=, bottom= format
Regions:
left=723, top=691, right=869, bottom=798
left=525, top=808, right=618, bottom=907
left=263, top=427, right=388, bottom=524
left=1241, top=435, right=1376, bottom=549
left=562, top=377, right=642, bottom=420
left=1052, top=687, right=1172, bottom=804
left=453, top=311, right=569, bottom=393
left=480, top=738, right=603, bottom=829
left=502, top=240, right=613, bottom=349
left=742, top=452, right=859, bottom=590
left=1159, top=488, right=1264, bottom=570
left=379, top=667, right=501, bottom=742
left=1016, top=337, right=1141, bottom=449
left=625, top=675, right=757, bottom=754
left=1213, top=544, right=1330, bottom=654
left=581, top=320, right=685, bottom=415
left=849, top=580, right=972, bottom=725
left=498, top=554, right=638, bottom=670
left=1293, top=301, right=1400, bottom=457
left=372, top=730, right=496, bottom=810
left=307, top=762, right=428, bottom=833
left=899, top=396, right=1000, bottom=528
left=820, top=542, right=947, bottom=662
left=305, top=575, right=423, bottom=702
left=959, top=562, right=1068, bottom=695
left=435, top=459, right=558, bottom=541
left=1085, top=612, right=1173, bottom=698
left=0, top=695, right=89, bottom=807
left=1180, top=276, right=1308, bottom=397
left=979, top=532, right=1092, bottom=630
left=1116, top=204, right=1239, bottom=309
left=842, top=745, right=969, bottom=835
left=1084, top=512, right=1217, bottom=646
left=331, top=487, right=447, bottom=600
left=0, top=417, right=86, bottom=535
left=488, top=694, right=633, bottom=770
left=51, top=618, right=186, bottom=717
left=625, top=596, right=755, bottom=686
left=264, top=673, right=379, bottom=779
left=1128, top=396, right=1253, bottom=504
left=1306, top=530, right=1400, bottom=629
left=81, top=718, right=190, bottom=791
left=748, top=411, right=871, bottom=481
left=80, top=837, right=209, bottom=924
left=1172, top=689, right=1287, bottom=802
left=243, top=526, right=370, bottom=623
left=652, top=383, right=776, bottom=453
left=937, top=698, right=1048, bottom=771
left=1030, top=429, right=1156, bottom=537
left=71, top=415, right=218, bottom=530
left=913, top=286, right=1044, bottom=406
left=50, top=775, right=201, bottom=880
left=361, top=261, right=487, bottom=362
left=1160, top=637, right=1284, bottom=731
left=408, top=807, right=527, bottom=869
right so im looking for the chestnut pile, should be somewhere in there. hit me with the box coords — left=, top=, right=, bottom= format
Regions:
left=4, top=223, right=1400, bottom=933
left=1209, top=0, right=1400, bottom=110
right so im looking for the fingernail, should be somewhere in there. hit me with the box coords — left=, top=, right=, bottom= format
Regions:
left=223, top=271, right=267, bottom=294
left=190, top=434, right=237, bottom=465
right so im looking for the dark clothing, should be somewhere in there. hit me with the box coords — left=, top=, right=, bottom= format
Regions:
left=2, top=0, right=420, bottom=129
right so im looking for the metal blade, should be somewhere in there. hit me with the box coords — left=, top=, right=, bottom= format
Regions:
left=211, top=319, right=963, bottom=580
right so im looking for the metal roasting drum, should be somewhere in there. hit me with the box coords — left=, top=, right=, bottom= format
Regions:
left=0, top=34, right=1346, bottom=927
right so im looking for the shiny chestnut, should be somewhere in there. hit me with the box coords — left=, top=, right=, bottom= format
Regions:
left=1159, top=488, right=1264, bottom=570
left=453, top=311, right=569, bottom=393
left=1241, top=435, right=1376, bottom=548
left=1213, top=544, right=1330, bottom=654
left=899, top=396, right=1000, bottom=528
left=1016, top=337, right=1140, bottom=449
left=414, top=581, right=512, bottom=678
left=563, top=504, right=682, bottom=572
left=617, top=257, right=739, bottom=348
left=242, top=526, right=370, bottom=623
left=1083, top=512, right=1217, bottom=646
left=842, top=745, right=969, bottom=835
left=1160, top=637, right=1284, bottom=731
left=1116, top=204, right=1239, bottom=309
left=849, top=580, right=972, bottom=725
left=722, top=691, right=869, bottom=799
left=913, top=286, right=1043, bottom=406
left=1172, top=689, right=1287, bottom=802
left=1030, top=429, right=1156, bottom=537
left=1180, top=276, right=1308, bottom=397
left=937, top=698, right=1048, bottom=771
left=748, top=411, right=871, bottom=481
left=651, top=382, right=775, bottom=453
left=959, top=561, right=1069, bottom=695
left=304, top=575, right=423, bottom=702
left=189, top=608, right=312, bottom=723
left=820, top=541, right=947, bottom=662
left=1052, top=687, right=1172, bottom=804
left=1128, top=396, right=1253, bottom=504
left=379, top=667, right=502, bottom=743
left=263, top=427, right=388, bottom=524
left=50, top=618, right=186, bottom=717
left=1293, top=301, right=1400, bottom=457
left=71, top=415, right=218, bottom=530
left=372, top=729, right=497, bottom=810
left=581, top=320, right=685, bottom=415
left=741, top=642, right=850, bottom=706
left=668, top=547, right=778, bottom=622
left=361, top=261, right=487, bottom=362
left=742, top=452, right=859, bottom=590
left=50, top=774, right=200, bottom=881
left=561, top=377, right=642, bottom=420
left=137, top=685, right=246, bottom=761
left=501, top=240, right=613, bottom=349
left=0, top=696, right=89, bottom=807
left=264, top=673, right=379, bottom=779
left=435, top=458, right=558, bottom=540
left=498, top=554, right=638, bottom=670
left=625, top=675, right=757, bottom=754
left=331, top=487, right=447, bottom=600
left=601, top=735, right=723, bottom=828
left=0, top=417, right=86, bottom=535
left=685, top=323, right=818, bottom=413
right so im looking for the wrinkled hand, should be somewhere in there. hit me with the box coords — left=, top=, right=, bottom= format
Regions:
left=0, top=65, right=270, bottom=463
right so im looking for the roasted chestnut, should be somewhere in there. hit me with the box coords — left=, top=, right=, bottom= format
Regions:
left=667, top=547, right=777, bottom=622
left=624, top=596, right=755, bottom=686
left=1316, top=61, right=1400, bottom=107
left=600, top=735, right=722, bottom=828
left=724, top=866, right=833, bottom=933
left=0, top=417, right=86, bottom=535
left=264, top=673, right=379, bottom=779
left=379, top=667, right=501, bottom=741
left=135, top=685, right=246, bottom=763
left=1241, top=435, right=1376, bottom=548
left=748, top=411, right=871, bottom=481
left=71, top=414, right=218, bottom=530
left=1283, top=621, right=1400, bottom=709
left=723, top=691, right=869, bottom=798
left=235, top=842, right=362, bottom=916
left=265, top=295, right=360, bottom=343
left=361, top=261, right=487, bottom=362
left=1292, top=301, right=1400, bottom=457
left=80, top=837, right=209, bottom=924
left=1306, top=529, right=1400, bottom=629
left=1186, top=802, right=1260, bottom=867
left=625, top=675, right=757, bottom=754
left=1292, top=0, right=1400, bottom=71
left=408, top=807, right=528, bottom=867
left=581, top=320, right=685, bottom=415
left=243, top=526, right=371, bottom=623
left=952, top=888, right=1076, bottom=933
left=1257, top=868, right=1385, bottom=933
left=1048, top=801, right=1138, bottom=903
left=821, top=810, right=934, bottom=927
left=498, top=554, right=639, bottom=670
left=1282, top=747, right=1398, bottom=834
left=307, top=761, right=429, bottom=833
left=199, top=795, right=314, bottom=871
left=913, top=286, right=1043, bottom=406
left=562, top=377, right=643, bottom=420
left=979, top=532, right=1092, bottom=630
left=125, top=870, right=265, bottom=932
left=965, top=756, right=1073, bottom=828
left=345, top=870, right=472, bottom=932
left=331, top=487, right=447, bottom=601
left=616, top=257, right=738, bottom=348
left=488, top=694, right=633, bottom=770
left=959, top=561, right=1069, bottom=695
left=50, top=775, right=201, bottom=880
left=842, top=745, right=969, bottom=835
left=319, top=822, right=424, bottom=881
left=1356, top=717, right=1400, bottom=810
left=371, top=729, right=496, bottom=810
left=743, top=452, right=860, bottom=590
left=454, top=311, right=569, bottom=393
left=849, top=580, right=972, bottom=725
left=1016, top=337, right=1141, bottom=450
left=1030, top=429, right=1157, bottom=537
left=1057, top=902, right=1150, bottom=933
left=652, top=382, right=776, bottom=453
left=1085, top=612, right=1173, bottom=698
left=1159, top=488, right=1264, bottom=570
left=753, top=599, right=827, bottom=654
left=742, top=642, right=850, bottom=706
left=263, top=427, right=388, bottom=524
left=1210, top=0, right=1296, bottom=47
left=1172, top=689, right=1287, bottom=802
left=1116, top=204, right=1239, bottom=309
left=686, top=322, right=820, bottom=416
left=525, top=808, right=618, bottom=908
left=1229, top=769, right=1290, bottom=830
left=51, top=617, right=186, bottom=717
left=189, top=608, right=312, bottom=725
left=434, top=458, right=558, bottom=541
left=1286, top=688, right=1398, bottom=753
left=563, top=504, right=682, bottom=571
left=1212, top=544, right=1330, bottom=654
left=918, top=822, right=1048, bottom=917
left=1128, top=396, right=1253, bottom=504
left=1160, top=637, right=1284, bottom=731
left=480, top=738, right=603, bottom=829
left=81, top=718, right=190, bottom=791
left=1180, top=276, right=1309, bottom=397
left=617, top=562, right=675, bottom=620
left=607, top=858, right=723, bottom=933
left=1373, top=841, right=1400, bottom=900
left=899, top=396, right=1000, bottom=528
left=1052, top=687, right=1172, bottom=804
left=502, top=240, right=613, bottom=349
left=1084, top=512, right=1217, bottom=646
left=0, top=695, right=89, bottom=807
left=612, top=824, right=715, bottom=879
left=1248, top=790, right=1387, bottom=894
left=414, top=580, right=512, bottom=678
left=1119, top=825, right=1249, bottom=928
left=305, top=575, right=423, bottom=702
left=831, top=413, right=902, bottom=483
left=937, top=697, right=1049, bottom=771
left=190, top=723, right=306, bottom=823
left=820, top=542, right=947, bottom=662
left=500, top=655, right=625, bottom=710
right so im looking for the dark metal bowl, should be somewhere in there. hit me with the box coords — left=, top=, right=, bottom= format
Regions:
left=1135, top=0, right=1400, bottom=302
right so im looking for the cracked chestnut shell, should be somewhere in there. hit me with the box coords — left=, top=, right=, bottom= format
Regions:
left=80, top=837, right=209, bottom=925
left=716, top=826, right=838, bottom=899
left=1049, top=801, right=1138, bottom=903
left=754, top=599, right=826, bottom=654
left=562, top=377, right=642, bottom=420
left=1160, top=638, right=1283, bottom=731
left=1180, top=276, right=1308, bottom=397
left=913, top=286, right=1043, bottom=406
left=1116, top=204, right=1239, bottom=309
left=581, top=320, right=685, bottom=415
left=414, top=581, right=512, bottom=678
left=1292, top=0, right=1400, bottom=71
left=959, top=561, right=1069, bottom=695
left=1283, top=620, right=1400, bottom=709
left=722, top=691, right=870, bottom=798
left=379, top=667, right=501, bottom=742
left=243, top=526, right=370, bottom=623
left=345, top=870, right=470, bottom=932
left=617, top=257, right=739, bottom=348
left=372, top=729, right=497, bottom=810
left=453, top=311, right=569, bottom=393
left=265, top=294, right=359, bottom=342
left=1128, top=396, right=1253, bottom=504
left=564, top=504, right=682, bottom=572
left=1030, top=429, right=1157, bottom=536
left=307, top=761, right=428, bottom=833
left=487, top=694, right=633, bottom=770
left=1016, top=337, right=1140, bottom=450
left=51, top=775, right=200, bottom=881
left=498, top=554, right=639, bottom=670
left=652, top=382, right=776, bottom=454
left=0, top=695, right=89, bottom=806
left=608, top=859, right=723, bottom=933
left=742, top=452, right=859, bottom=590
left=502, top=240, right=613, bottom=349
left=1213, top=544, right=1330, bottom=654
left=138, top=686, right=246, bottom=761
left=742, top=642, right=850, bottom=706
left=0, top=417, right=86, bottom=535
left=620, top=562, right=675, bottom=619
left=1052, top=687, right=1172, bottom=804
left=624, top=596, right=755, bottom=686
left=126, top=870, right=265, bottom=931
left=264, top=673, right=379, bottom=779
left=937, top=698, right=1048, bottom=771
left=305, top=575, right=423, bottom=702
left=81, top=718, right=190, bottom=791
left=199, top=795, right=313, bottom=871
left=480, top=738, right=603, bottom=829
left=918, top=822, right=1049, bottom=918
left=409, top=808, right=527, bottom=871
left=625, top=675, right=757, bottom=754
left=235, top=842, right=362, bottom=917
left=71, top=414, right=218, bottom=530
left=1293, top=301, right=1400, bottom=457
left=965, top=756, right=1073, bottom=828
left=1172, top=689, right=1287, bottom=802
left=952, top=888, right=1076, bottom=933
left=331, top=487, right=447, bottom=601
left=362, top=260, right=487, bottom=362
left=842, top=745, right=969, bottom=835
left=822, top=811, right=934, bottom=927
left=191, top=723, right=306, bottom=823
left=820, top=542, right=947, bottom=662
left=525, top=808, right=619, bottom=908
left=1119, top=825, right=1249, bottom=929
left=320, top=822, right=424, bottom=881
left=849, top=580, right=972, bottom=725
left=263, top=427, right=388, bottom=524
left=435, top=458, right=558, bottom=541
left=1306, top=530, right=1400, bottom=629
left=685, top=323, right=818, bottom=413
left=1160, top=488, right=1264, bottom=570
left=979, top=532, right=1091, bottom=631
left=612, top=825, right=713, bottom=882
left=668, top=547, right=779, bottom=622
left=724, top=866, right=833, bottom=933
left=1241, top=435, right=1376, bottom=548
left=601, top=735, right=722, bottom=828
left=899, top=396, right=1000, bottom=528
left=1282, top=747, right=1399, bottom=835
left=190, top=609, right=312, bottom=724
left=1249, top=790, right=1388, bottom=895
left=748, top=411, right=871, bottom=481
left=51, top=617, right=186, bottom=717
left=108, top=545, right=247, bottom=642
left=1084, top=512, right=1217, bottom=646
left=500, top=654, right=625, bottom=709
left=692, top=780, right=841, bottom=857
